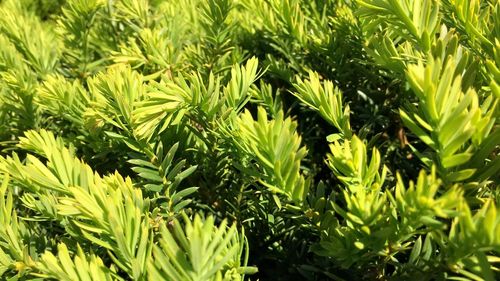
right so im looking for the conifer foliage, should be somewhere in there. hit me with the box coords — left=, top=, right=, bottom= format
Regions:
left=0, top=0, right=498, bottom=280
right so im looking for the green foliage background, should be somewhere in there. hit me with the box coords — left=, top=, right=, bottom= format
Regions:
left=0, top=0, right=499, bottom=280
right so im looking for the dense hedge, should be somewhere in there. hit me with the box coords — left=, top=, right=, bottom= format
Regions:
left=0, top=0, right=499, bottom=280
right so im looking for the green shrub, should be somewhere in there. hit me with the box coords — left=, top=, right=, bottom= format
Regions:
left=0, top=0, right=498, bottom=280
